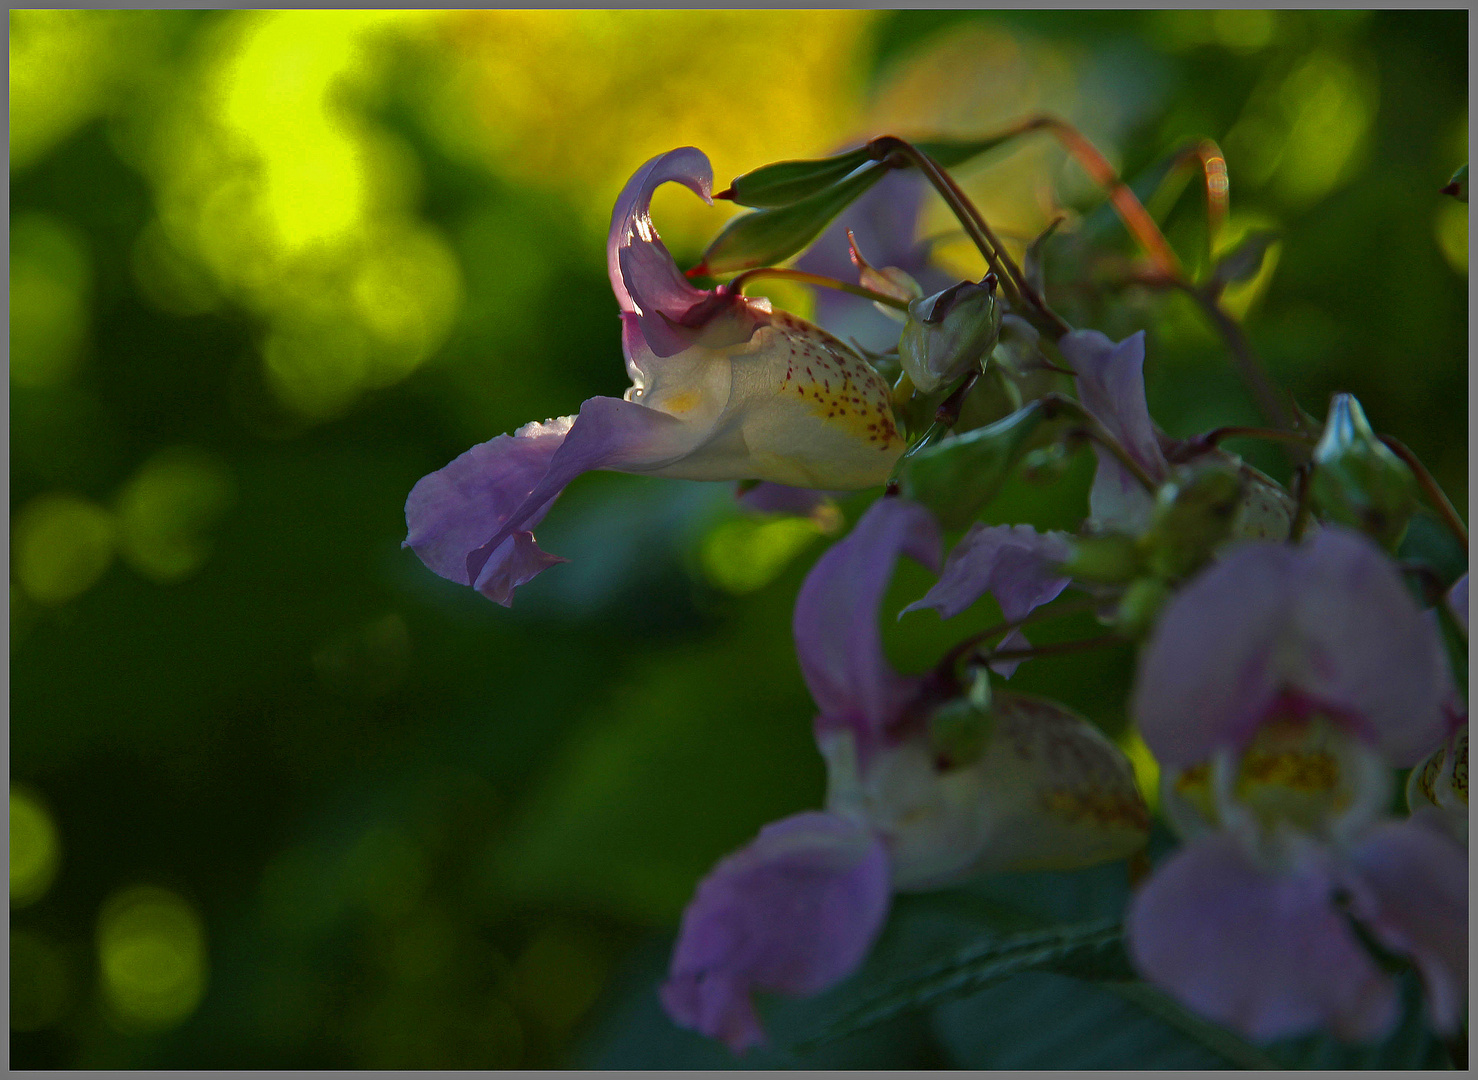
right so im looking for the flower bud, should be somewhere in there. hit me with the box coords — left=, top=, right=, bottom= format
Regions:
left=898, top=276, right=1002, bottom=394
left=1310, top=393, right=1418, bottom=551
left=1059, top=532, right=1143, bottom=585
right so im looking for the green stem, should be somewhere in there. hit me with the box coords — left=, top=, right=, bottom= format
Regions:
left=727, top=266, right=912, bottom=312
left=974, top=631, right=1120, bottom=666
left=937, top=596, right=1103, bottom=674
left=1040, top=394, right=1160, bottom=494
left=1379, top=434, right=1468, bottom=555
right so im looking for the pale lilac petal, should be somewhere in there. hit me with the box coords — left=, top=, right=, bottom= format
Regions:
left=1132, top=541, right=1294, bottom=767
left=1446, top=573, right=1468, bottom=633
left=1289, top=528, right=1450, bottom=765
left=607, top=147, right=712, bottom=317
left=1126, top=834, right=1399, bottom=1043
left=433, top=397, right=698, bottom=603
left=1346, top=818, right=1469, bottom=1034
left=793, top=498, right=942, bottom=744
left=738, top=482, right=840, bottom=522
left=1062, top=330, right=1167, bottom=532
left=404, top=417, right=573, bottom=604
left=660, top=811, right=891, bottom=1053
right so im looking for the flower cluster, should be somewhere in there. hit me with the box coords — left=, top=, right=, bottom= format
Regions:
left=405, top=135, right=1468, bottom=1059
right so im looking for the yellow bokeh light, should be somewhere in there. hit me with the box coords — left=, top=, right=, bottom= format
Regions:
left=11, top=787, right=61, bottom=907
left=1212, top=9, right=1277, bottom=53
left=1214, top=213, right=1283, bottom=321
left=10, top=212, right=90, bottom=389
left=115, top=447, right=236, bottom=584
left=97, top=885, right=209, bottom=1032
left=1435, top=199, right=1467, bottom=274
left=700, top=515, right=825, bottom=595
left=1117, top=729, right=1161, bottom=815
left=1273, top=52, right=1376, bottom=207
left=12, top=493, right=116, bottom=605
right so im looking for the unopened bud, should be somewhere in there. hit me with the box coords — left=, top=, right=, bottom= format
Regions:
left=899, top=276, right=1002, bottom=394
left=1310, top=393, right=1418, bottom=551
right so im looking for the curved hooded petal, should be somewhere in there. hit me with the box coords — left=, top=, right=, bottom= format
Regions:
left=660, top=811, right=891, bottom=1054
left=1346, top=817, right=1469, bottom=1034
left=903, top=524, right=1072, bottom=677
left=794, top=497, right=942, bottom=750
left=1133, top=528, right=1449, bottom=768
left=608, top=146, right=713, bottom=320
left=1061, top=330, right=1167, bottom=533
left=1126, top=833, right=1399, bottom=1043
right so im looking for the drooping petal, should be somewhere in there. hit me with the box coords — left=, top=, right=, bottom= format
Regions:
left=1126, top=834, right=1399, bottom=1043
left=428, top=397, right=701, bottom=603
left=1132, top=541, right=1294, bottom=767
left=607, top=147, right=713, bottom=318
left=823, top=692, right=1149, bottom=891
left=660, top=811, right=891, bottom=1054
left=1062, top=330, right=1167, bottom=532
left=1346, top=817, right=1469, bottom=1034
left=903, top=524, right=1072, bottom=677
left=1288, top=528, right=1450, bottom=765
left=793, top=498, right=942, bottom=746
left=404, top=417, right=574, bottom=605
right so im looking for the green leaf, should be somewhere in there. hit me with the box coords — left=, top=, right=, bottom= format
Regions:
left=719, top=134, right=1016, bottom=210
left=1211, top=229, right=1279, bottom=290
left=895, top=401, right=1052, bottom=529
left=697, top=160, right=888, bottom=274
left=798, top=918, right=1131, bottom=1048
left=720, top=148, right=873, bottom=207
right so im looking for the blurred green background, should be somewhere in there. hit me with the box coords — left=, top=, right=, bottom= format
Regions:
left=9, top=10, right=1466, bottom=1068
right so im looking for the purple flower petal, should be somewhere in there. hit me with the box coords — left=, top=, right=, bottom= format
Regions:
left=1062, top=330, right=1167, bottom=532
left=737, top=482, right=841, bottom=525
left=1346, top=817, right=1469, bottom=1034
left=660, top=811, right=891, bottom=1053
left=406, top=397, right=700, bottom=606
left=1132, top=528, right=1449, bottom=768
left=1288, top=528, right=1450, bottom=766
left=607, top=147, right=712, bottom=318
left=1446, top=573, right=1468, bottom=634
left=1131, top=541, right=1293, bottom=767
left=903, top=524, right=1072, bottom=677
left=1126, top=833, right=1399, bottom=1043
left=404, top=417, right=573, bottom=605
left=793, top=498, right=942, bottom=747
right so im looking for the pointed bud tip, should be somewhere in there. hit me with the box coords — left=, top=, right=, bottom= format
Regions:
left=713, top=187, right=736, bottom=201
left=684, top=263, right=709, bottom=280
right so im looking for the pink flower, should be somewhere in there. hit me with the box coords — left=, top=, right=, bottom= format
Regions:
left=404, top=148, right=906, bottom=605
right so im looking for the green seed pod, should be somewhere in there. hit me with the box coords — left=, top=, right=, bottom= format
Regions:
left=898, top=276, right=1002, bottom=394
left=1310, top=393, right=1418, bottom=551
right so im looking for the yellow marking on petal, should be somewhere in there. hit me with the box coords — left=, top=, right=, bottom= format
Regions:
left=1043, top=788, right=1151, bottom=831
left=662, top=390, right=699, bottom=415
left=769, top=312, right=905, bottom=452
